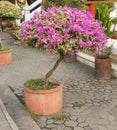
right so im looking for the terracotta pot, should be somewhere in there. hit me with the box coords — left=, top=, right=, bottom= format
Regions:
left=95, top=57, right=112, bottom=79
left=0, top=49, right=12, bottom=64
left=24, top=78, right=63, bottom=115
left=63, top=55, right=76, bottom=63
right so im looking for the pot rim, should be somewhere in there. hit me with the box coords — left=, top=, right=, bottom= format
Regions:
left=95, top=57, right=111, bottom=60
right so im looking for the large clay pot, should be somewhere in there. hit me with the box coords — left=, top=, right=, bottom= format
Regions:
left=95, top=57, right=112, bottom=79
left=0, top=49, right=12, bottom=64
left=24, top=78, right=63, bottom=115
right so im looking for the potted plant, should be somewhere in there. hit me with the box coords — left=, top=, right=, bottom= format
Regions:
left=18, top=6, right=108, bottom=115
left=95, top=45, right=112, bottom=79
left=0, top=0, right=21, bottom=64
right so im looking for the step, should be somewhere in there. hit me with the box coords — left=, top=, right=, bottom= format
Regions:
left=0, top=98, right=19, bottom=130
left=110, top=54, right=117, bottom=64
left=0, top=85, right=41, bottom=130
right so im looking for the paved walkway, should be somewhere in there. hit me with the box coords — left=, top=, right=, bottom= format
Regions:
left=0, top=32, right=117, bottom=130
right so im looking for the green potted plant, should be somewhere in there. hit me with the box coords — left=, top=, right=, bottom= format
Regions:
left=18, top=6, right=108, bottom=115
left=0, top=0, right=21, bottom=64
left=95, top=45, right=112, bottom=79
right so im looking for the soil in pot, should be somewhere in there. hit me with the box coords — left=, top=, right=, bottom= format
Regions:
left=95, top=57, right=112, bottom=79
left=24, top=78, right=63, bottom=115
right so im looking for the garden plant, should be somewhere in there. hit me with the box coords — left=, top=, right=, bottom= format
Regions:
left=19, top=6, right=108, bottom=88
left=0, top=0, right=21, bottom=64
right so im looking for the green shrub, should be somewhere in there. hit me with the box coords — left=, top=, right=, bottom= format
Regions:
left=43, top=0, right=88, bottom=10
left=95, top=3, right=114, bottom=37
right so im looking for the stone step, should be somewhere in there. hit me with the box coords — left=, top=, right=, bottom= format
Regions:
left=0, top=98, right=19, bottom=130
left=110, top=54, right=117, bottom=64
left=0, top=85, right=41, bottom=130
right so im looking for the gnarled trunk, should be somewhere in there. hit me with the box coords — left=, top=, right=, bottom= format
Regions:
left=45, top=52, right=64, bottom=88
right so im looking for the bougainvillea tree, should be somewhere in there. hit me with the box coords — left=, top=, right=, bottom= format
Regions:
left=19, top=6, right=108, bottom=87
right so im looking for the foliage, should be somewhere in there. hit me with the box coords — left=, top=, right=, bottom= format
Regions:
left=95, top=3, right=113, bottom=37
left=19, top=7, right=108, bottom=56
left=111, top=17, right=117, bottom=31
left=43, top=0, right=88, bottom=10
left=0, top=1, right=22, bottom=19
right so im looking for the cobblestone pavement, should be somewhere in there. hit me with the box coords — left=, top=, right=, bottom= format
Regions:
left=1, top=33, right=117, bottom=130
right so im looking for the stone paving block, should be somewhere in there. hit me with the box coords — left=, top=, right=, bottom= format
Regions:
left=74, top=127, right=84, bottom=130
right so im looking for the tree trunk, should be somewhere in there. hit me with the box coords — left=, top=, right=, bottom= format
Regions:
left=45, top=53, right=64, bottom=88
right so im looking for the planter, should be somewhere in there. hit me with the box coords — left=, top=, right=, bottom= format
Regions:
left=24, top=78, right=63, bottom=115
left=95, top=57, right=112, bottom=79
left=63, top=54, right=76, bottom=63
left=0, top=49, right=12, bottom=64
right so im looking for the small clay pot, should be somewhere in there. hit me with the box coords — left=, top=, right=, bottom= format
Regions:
left=95, top=57, right=112, bottom=79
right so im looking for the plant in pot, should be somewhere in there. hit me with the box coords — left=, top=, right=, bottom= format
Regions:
left=0, top=0, right=21, bottom=64
left=18, top=6, right=108, bottom=115
left=95, top=45, right=112, bottom=79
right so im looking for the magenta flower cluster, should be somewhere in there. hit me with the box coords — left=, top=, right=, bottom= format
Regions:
left=19, top=6, right=108, bottom=55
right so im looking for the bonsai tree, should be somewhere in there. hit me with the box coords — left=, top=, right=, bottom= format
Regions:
left=0, top=0, right=22, bottom=49
left=18, top=6, right=108, bottom=88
